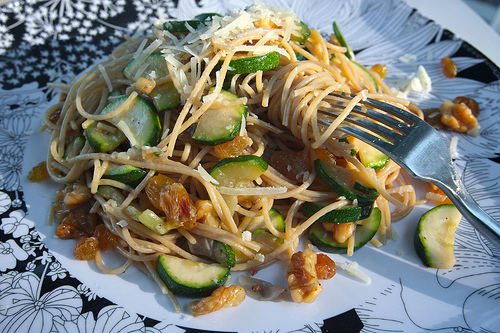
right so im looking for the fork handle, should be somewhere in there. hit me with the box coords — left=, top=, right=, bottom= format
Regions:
left=439, top=174, right=500, bottom=249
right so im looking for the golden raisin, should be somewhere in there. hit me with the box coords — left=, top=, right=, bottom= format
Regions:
left=270, top=151, right=310, bottom=182
left=144, top=174, right=175, bottom=211
left=55, top=222, right=87, bottom=239
left=371, top=64, right=387, bottom=79
left=441, top=57, right=457, bottom=78
left=453, top=96, right=480, bottom=116
left=214, top=133, right=250, bottom=159
left=159, top=182, right=196, bottom=229
left=68, top=209, right=98, bottom=235
left=49, top=108, right=61, bottom=124
left=315, top=253, right=336, bottom=280
left=73, top=237, right=98, bottom=260
left=93, top=224, right=117, bottom=250
left=27, top=161, right=49, bottom=182
left=59, top=92, right=67, bottom=102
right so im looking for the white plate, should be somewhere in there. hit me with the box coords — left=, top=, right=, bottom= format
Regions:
left=1, top=0, right=500, bottom=332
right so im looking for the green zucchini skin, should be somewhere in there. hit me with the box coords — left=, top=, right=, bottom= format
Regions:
left=63, top=136, right=86, bottom=159
left=85, top=121, right=126, bottom=153
left=414, top=204, right=461, bottom=269
left=291, top=20, right=311, bottom=44
left=246, top=208, right=285, bottom=232
left=308, top=207, right=381, bottom=254
left=302, top=201, right=373, bottom=224
left=192, top=89, right=247, bottom=146
left=163, top=13, right=221, bottom=33
left=212, top=241, right=236, bottom=268
left=209, top=155, right=268, bottom=187
left=123, top=53, right=169, bottom=80
left=102, top=164, right=147, bottom=187
left=213, top=52, right=281, bottom=75
left=156, top=254, right=230, bottom=297
left=314, top=159, right=379, bottom=203
left=100, top=95, right=162, bottom=149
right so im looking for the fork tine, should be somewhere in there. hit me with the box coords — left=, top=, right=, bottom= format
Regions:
left=329, top=91, right=420, bottom=125
left=320, top=103, right=412, bottom=135
left=338, top=123, right=396, bottom=152
left=317, top=110, right=402, bottom=144
left=317, top=114, right=399, bottom=151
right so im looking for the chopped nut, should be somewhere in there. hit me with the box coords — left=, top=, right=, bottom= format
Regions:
left=63, top=183, right=92, bottom=209
left=195, top=200, right=221, bottom=228
left=452, top=96, right=480, bottom=116
left=287, top=248, right=323, bottom=303
left=332, top=222, right=356, bottom=243
left=439, top=99, right=480, bottom=136
left=187, top=285, right=246, bottom=317
left=135, top=77, right=156, bottom=94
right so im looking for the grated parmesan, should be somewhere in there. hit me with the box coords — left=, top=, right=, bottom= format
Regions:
left=338, top=261, right=371, bottom=284
left=216, top=186, right=288, bottom=196
left=197, top=164, right=220, bottom=185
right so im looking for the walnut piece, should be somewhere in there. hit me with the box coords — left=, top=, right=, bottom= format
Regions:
left=439, top=99, right=480, bottom=136
left=63, top=183, right=92, bottom=209
left=187, top=285, right=246, bottom=317
left=287, top=248, right=323, bottom=303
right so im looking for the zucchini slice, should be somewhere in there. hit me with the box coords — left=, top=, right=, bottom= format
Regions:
left=252, top=228, right=284, bottom=246
left=308, top=207, right=381, bottom=254
left=163, top=13, right=220, bottom=33
left=414, top=204, right=461, bottom=269
left=291, top=20, right=311, bottom=45
left=333, top=21, right=353, bottom=59
left=101, top=95, right=162, bottom=149
left=209, top=155, right=268, bottom=187
left=85, top=121, right=126, bottom=153
left=357, top=140, right=389, bottom=170
left=138, top=209, right=172, bottom=235
left=123, top=53, right=169, bottom=80
left=245, top=208, right=285, bottom=232
left=150, top=81, right=181, bottom=111
left=301, top=201, right=373, bottom=224
left=156, top=254, right=230, bottom=297
left=212, top=241, right=236, bottom=268
left=314, top=159, right=378, bottom=202
left=103, top=164, right=147, bottom=187
left=352, top=61, right=379, bottom=92
left=246, top=208, right=285, bottom=246
left=185, top=236, right=236, bottom=268
left=192, top=89, right=247, bottom=146
left=63, top=136, right=85, bottom=159
left=214, top=52, right=281, bottom=75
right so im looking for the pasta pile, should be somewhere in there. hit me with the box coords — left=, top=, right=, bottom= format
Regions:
left=41, top=3, right=421, bottom=312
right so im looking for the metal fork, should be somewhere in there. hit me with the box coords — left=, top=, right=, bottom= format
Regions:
left=318, top=92, right=500, bottom=249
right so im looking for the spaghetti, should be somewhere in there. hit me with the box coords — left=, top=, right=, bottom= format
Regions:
left=42, top=4, right=421, bottom=313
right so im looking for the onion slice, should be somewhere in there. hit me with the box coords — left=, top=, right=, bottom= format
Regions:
left=239, top=275, right=288, bottom=301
